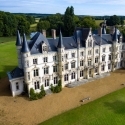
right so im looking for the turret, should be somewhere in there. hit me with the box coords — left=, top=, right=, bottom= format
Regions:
left=16, top=30, right=22, bottom=69
left=102, top=25, right=106, bottom=34
left=57, top=30, right=65, bottom=87
left=112, top=27, right=118, bottom=42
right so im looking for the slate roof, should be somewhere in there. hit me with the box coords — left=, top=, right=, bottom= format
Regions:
left=10, top=67, right=24, bottom=79
left=19, top=27, right=123, bottom=54
left=16, top=30, right=22, bottom=46
left=93, top=34, right=112, bottom=45
left=21, top=34, right=30, bottom=53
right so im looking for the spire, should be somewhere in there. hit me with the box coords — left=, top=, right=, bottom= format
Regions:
left=57, top=30, right=64, bottom=48
left=21, top=34, right=30, bottom=53
left=112, top=27, right=118, bottom=42
left=16, top=30, right=22, bottom=46
left=102, top=25, right=106, bottom=34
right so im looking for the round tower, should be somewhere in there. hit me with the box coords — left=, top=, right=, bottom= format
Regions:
left=21, top=33, right=31, bottom=96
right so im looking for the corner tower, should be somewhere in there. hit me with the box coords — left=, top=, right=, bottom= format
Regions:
left=57, top=30, right=65, bottom=87
left=21, top=34, right=31, bottom=96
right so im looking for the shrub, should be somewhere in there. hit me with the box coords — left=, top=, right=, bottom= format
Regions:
left=50, top=80, right=62, bottom=93
left=29, top=86, right=46, bottom=101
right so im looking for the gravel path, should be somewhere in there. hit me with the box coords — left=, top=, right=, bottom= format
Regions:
left=0, top=69, right=125, bottom=125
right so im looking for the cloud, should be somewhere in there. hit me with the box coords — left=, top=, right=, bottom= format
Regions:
left=63, top=0, right=125, bottom=5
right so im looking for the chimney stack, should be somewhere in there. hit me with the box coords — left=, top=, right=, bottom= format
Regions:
left=42, top=30, right=46, bottom=37
left=110, top=26, right=115, bottom=35
left=51, top=29, right=56, bottom=39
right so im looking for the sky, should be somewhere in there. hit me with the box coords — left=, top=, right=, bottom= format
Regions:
left=0, top=0, right=125, bottom=16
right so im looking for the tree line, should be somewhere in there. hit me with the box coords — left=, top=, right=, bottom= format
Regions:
left=0, top=11, right=35, bottom=36
left=36, top=6, right=97, bottom=37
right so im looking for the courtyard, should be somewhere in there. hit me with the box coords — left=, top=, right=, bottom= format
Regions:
left=0, top=69, right=125, bottom=125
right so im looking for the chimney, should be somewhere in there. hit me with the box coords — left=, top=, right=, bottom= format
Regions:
left=51, top=29, right=56, bottom=39
left=98, top=27, right=102, bottom=36
left=110, top=26, right=115, bottom=35
left=42, top=30, right=46, bottom=37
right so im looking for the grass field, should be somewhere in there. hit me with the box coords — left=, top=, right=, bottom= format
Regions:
left=95, top=20, right=103, bottom=26
left=0, top=39, right=17, bottom=78
left=40, top=87, right=125, bottom=125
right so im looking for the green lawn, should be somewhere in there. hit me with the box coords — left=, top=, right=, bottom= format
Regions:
left=0, top=40, right=17, bottom=78
left=95, top=20, right=103, bottom=26
left=40, top=87, right=125, bottom=125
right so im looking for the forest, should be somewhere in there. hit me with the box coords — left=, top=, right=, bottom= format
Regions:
left=0, top=6, right=125, bottom=37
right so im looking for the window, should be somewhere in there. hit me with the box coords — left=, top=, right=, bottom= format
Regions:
left=80, top=60, right=84, bottom=66
left=62, top=56, right=64, bottom=61
left=53, top=66, right=57, bottom=72
left=95, top=49, right=98, bottom=54
left=108, top=64, right=111, bottom=69
left=65, top=63, right=68, bottom=70
left=88, top=60, right=91, bottom=66
left=16, top=82, right=19, bottom=90
left=34, top=81, right=40, bottom=90
left=95, top=57, right=98, bottom=63
left=34, top=69, right=39, bottom=77
left=95, top=67, right=98, bottom=73
left=72, top=53, right=75, bottom=58
left=108, top=55, right=111, bottom=60
left=102, top=55, right=105, bottom=61
left=122, top=45, right=124, bottom=50
left=121, top=53, right=123, bottom=58
left=71, top=72, right=75, bottom=79
left=27, top=61, right=29, bottom=67
left=33, top=59, right=37, bottom=64
left=88, top=50, right=91, bottom=55
left=80, top=70, right=84, bottom=77
left=109, top=47, right=112, bottom=52
left=45, top=79, right=49, bottom=87
left=54, top=77, right=58, bottom=84
left=43, top=46, right=48, bottom=51
left=71, top=62, right=75, bottom=68
left=81, top=51, right=84, bottom=56
left=62, top=66, right=64, bottom=71
left=65, top=54, right=68, bottom=59
left=88, top=41, right=92, bottom=47
left=28, top=72, right=30, bottom=80
left=101, top=65, right=105, bottom=71
left=43, top=57, right=48, bottom=62
left=102, top=48, right=106, bottom=52
left=64, top=74, right=68, bottom=81
left=44, top=67, right=49, bottom=74
left=53, top=56, right=57, bottom=61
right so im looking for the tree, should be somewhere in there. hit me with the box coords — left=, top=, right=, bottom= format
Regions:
left=106, top=15, right=120, bottom=26
left=120, top=17, right=124, bottom=26
left=63, top=6, right=75, bottom=36
left=80, top=16, right=97, bottom=30
left=37, top=20, right=50, bottom=32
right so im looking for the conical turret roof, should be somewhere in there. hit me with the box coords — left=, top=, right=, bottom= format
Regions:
left=21, top=34, right=30, bottom=53
left=16, top=30, right=22, bottom=46
left=57, top=30, right=64, bottom=48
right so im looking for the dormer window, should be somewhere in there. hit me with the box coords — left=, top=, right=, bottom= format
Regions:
left=43, top=46, right=47, bottom=51
left=42, top=42, right=48, bottom=52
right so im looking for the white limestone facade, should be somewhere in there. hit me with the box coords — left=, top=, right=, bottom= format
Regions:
left=7, top=26, right=125, bottom=97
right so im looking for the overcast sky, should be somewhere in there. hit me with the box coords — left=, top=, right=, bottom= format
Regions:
left=0, top=0, right=124, bottom=15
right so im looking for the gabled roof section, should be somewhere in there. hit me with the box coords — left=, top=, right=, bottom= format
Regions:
left=16, top=30, right=22, bottom=46
left=57, top=30, right=64, bottom=48
left=28, top=32, right=51, bottom=54
left=21, top=34, right=30, bottom=53
left=93, top=34, right=112, bottom=46
left=10, top=67, right=24, bottom=79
